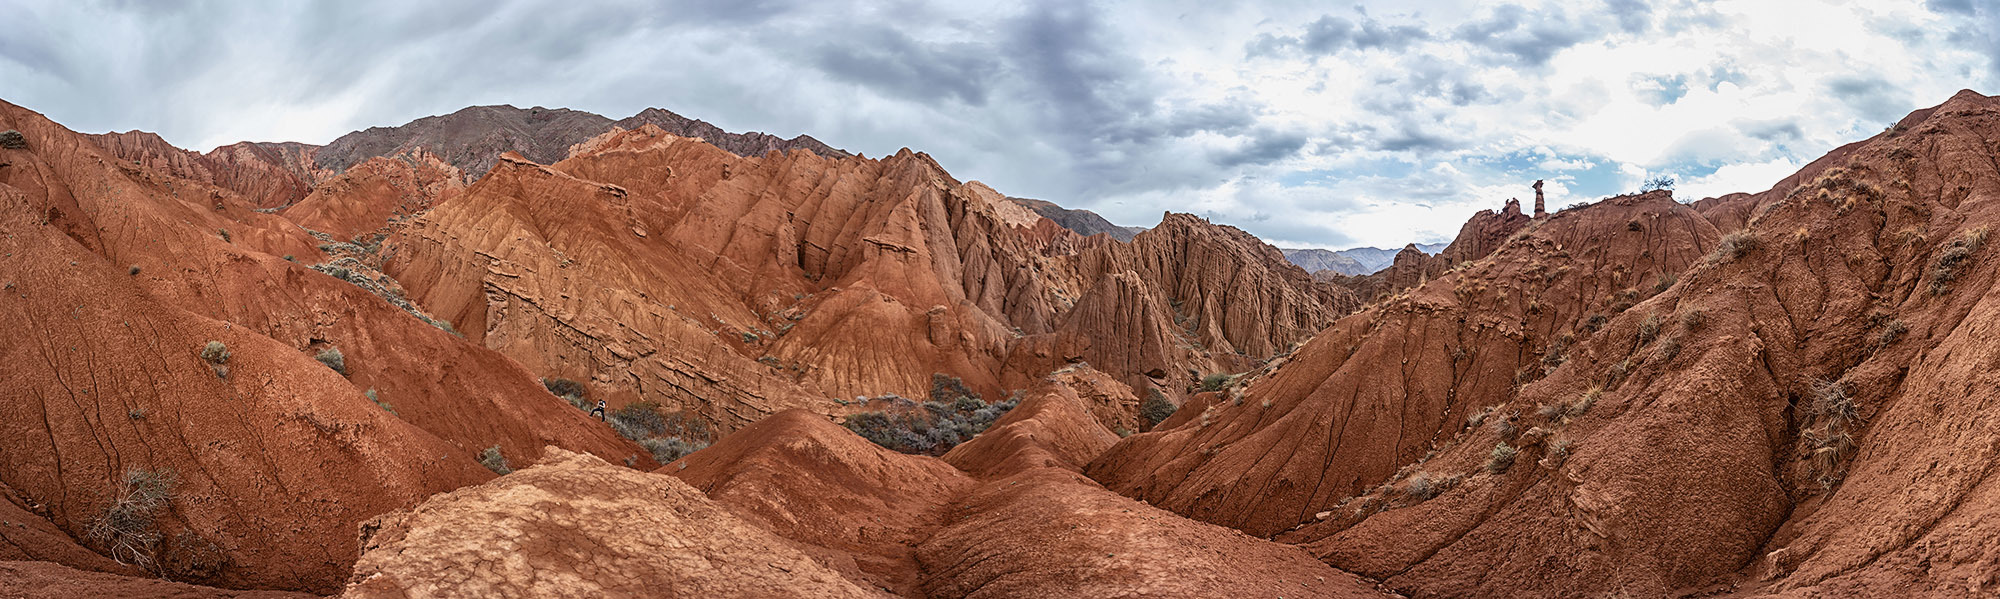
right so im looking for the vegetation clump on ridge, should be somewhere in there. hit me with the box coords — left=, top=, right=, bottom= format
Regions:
left=546, top=378, right=714, bottom=464
left=843, top=373, right=1018, bottom=456
left=1140, top=388, right=1178, bottom=430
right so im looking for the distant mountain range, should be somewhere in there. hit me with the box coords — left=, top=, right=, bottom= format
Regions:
left=1007, top=197, right=1147, bottom=242
left=1282, top=244, right=1448, bottom=276
left=1001, top=197, right=1444, bottom=274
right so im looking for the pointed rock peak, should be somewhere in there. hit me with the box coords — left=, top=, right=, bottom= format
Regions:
left=1533, top=179, right=1547, bottom=218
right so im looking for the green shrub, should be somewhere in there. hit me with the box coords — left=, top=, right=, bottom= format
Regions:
left=1405, top=471, right=1441, bottom=500
left=478, top=445, right=511, bottom=475
left=1637, top=314, right=1660, bottom=345
left=603, top=401, right=715, bottom=463
left=87, top=469, right=174, bottom=569
left=315, top=348, right=347, bottom=375
left=608, top=402, right=669, bottom=440
left=199, top=341, right=228, bottom=364
left=366, top=389, right=395, bottom=415
left=638, top=437, right=708, bottom=463
left=0, top=130, right=26, bottom=149
left=930, top=373, right=978, bottom=404
left=843, top=392, right=1019, bottom=456
left=1198, top=373, right=1235, bottom=392
left=1140, top=388, right=1178, bottom=429
left=1486, top=442, right=1518, bottom=474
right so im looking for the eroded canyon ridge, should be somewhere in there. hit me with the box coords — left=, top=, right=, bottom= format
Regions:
left=1, top=91, right=1997, bottom=598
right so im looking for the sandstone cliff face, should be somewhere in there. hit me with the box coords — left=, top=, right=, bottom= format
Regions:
left=1089, top=90, right=2000, bottom=599
left=343, top=448, right=885, bottom=598
left=280, top=151, right=464, bottom=239
left=1009, top=213, right=1360, bottom=398
left=87, top=132, right=328, bottom=209
left=1, top=99, right=649, bottom=593
left=653, top=365, right=1389, bottom=599
left=374, top=124, right=1343, bottom=434
left=1088, top=190, right=1719, bottom=540
left=940, top=366, right=1131, bottom=478
left=666, top=410, right=975, bottom=595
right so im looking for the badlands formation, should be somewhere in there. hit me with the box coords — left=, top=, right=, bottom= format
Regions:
left=0, top=90, right=1997, bottom=598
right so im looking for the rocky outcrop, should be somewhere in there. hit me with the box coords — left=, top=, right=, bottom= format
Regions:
left=941, top=365, right=1130, bottom=477
left=378, top=124, right=1344, bottom=434
left=87, top=132, right=328, bottom=209
left=1015, top=213, right=1359, bottom=397
left=665, top=410, right=973, bottom=595
left=617, top=107, right=848, bottom=160
left=1, top=99, right=648, bottom=593
left=343, top=448, right=884, bottom=598
left=281, top=151, right=464, bottom=239
left=0, top=561, right=313, bottom=599
left=1088, top=190, right=1718, bottom=541
left=915, top=467, right=1392, bottom=599
left=1095, top=89, right=2000, bottom=599
left=655, top=365, right=1388, bottom=598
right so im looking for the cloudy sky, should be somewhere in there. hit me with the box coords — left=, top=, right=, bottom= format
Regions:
left=4, top=0, right=1997, bottom=248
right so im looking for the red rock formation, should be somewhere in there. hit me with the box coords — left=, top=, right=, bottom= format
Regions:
left=1534, top=179, right=1547, bottom=218
left=0, top=561, right=313, bottom=599
left=915, top=467, right=1391, bottom=599
left=281, top=151, right=463, bottom=239
left=1096, top=89, right=2000, bottom=598
left=1, top=99, right=648, bottom=592
left=1088, top=190, right=1718, bottom=540
left=941, top=366, right=1130, bottom=477
left=378, top=125, right=1343, bottom=433
left=343, top=448, right=885, bottom=598
left=665, top=410, right=974, bottom=595
left=87, top=132, right=328, bottom=209
left=0, top=483, right=137, bottom=576
left=656, top=364, right=1388, bottom=598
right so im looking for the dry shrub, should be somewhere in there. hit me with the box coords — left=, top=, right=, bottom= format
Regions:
left=88, top=469, right=175, bottom=570
left=1716, top=231, right=1760, bottom=262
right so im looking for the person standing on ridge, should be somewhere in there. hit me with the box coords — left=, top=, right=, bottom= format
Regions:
left=591, top=399, right=606, bottom=421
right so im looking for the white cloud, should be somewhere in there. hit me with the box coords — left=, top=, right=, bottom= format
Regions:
left=0, top=0, right=1991, bottom=250
left=1675, top=157, right=1805, bottom=201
